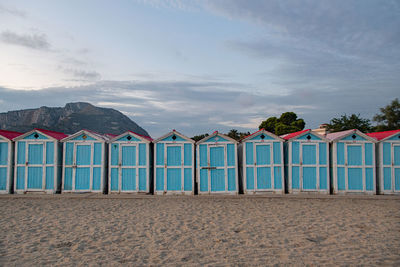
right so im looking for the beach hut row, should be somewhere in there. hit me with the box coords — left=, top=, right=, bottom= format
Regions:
left=0, top=128, right=399, bottom=195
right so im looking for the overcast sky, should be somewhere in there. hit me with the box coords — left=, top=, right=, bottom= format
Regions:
left=0, top=0, right=399, bottom=137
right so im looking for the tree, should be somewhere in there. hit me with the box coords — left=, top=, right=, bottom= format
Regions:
left=327, top=114, right=372, bottom=133
left=259, top=112, right=305, bottom=136
left=227, top=129, right=250, bottom=141
left=192, top=133, right=209, bottom=142
left=373, top=98, right=400, bottom=131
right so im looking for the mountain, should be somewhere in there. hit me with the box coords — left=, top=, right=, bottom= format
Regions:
left=0, top=102, right=150, bottom=136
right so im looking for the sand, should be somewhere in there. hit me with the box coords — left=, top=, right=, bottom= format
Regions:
left=0, top=194, right=399, bottom=266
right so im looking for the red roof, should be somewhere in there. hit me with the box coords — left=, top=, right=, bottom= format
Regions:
left=281, top=129, right=310, bottom=140
left=0, top=130, right=23, bottom=140
left=127, top=130, right=153, bottom=141
left=366, top=129, right=400, bottom=141
left=35, top=128, right=68, bottom=140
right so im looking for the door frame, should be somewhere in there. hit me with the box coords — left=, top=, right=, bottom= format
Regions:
left=25, top=141, right=46, bottom=191
left=380, top=142, right=400, bottom=193
left=164, top=143, right=184, bottom=192
left=72, top=142, right=93, bottom=192
left=300, top=142, right=319, bottom=191
left=207, top=144, right=226, bottom=193
left=0, top=140, right=11, bottom=193
left=119, top=143, right=139, bottom=192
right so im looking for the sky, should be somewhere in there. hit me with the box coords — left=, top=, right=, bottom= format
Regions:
left=0, top=0, right=399, bottom=137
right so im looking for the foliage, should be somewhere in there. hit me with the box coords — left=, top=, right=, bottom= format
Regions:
left=373, top=98, right=400, bottom=131
left=259, top=112, right=305, bottom=136
left=226, top=129, right=250, bottom=141
left=191, top=133, right=209, bottom=142
left=327, top=114, right=372, bottom=133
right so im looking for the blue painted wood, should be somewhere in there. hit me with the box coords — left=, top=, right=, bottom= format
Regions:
left=211, top=169, right=224, bottom=191
left=246, top=167, right=254, bottom=190
left=46, top=142, right=54, bottom=164
left=297, top=133, right=321, bottom=140
left=342, top=133, right=366, bottom=141
left=24, top=132, right=48, bottom=140
left=395, top=169, right=400, bottom=190
left=227, top=144, right=235, bottom=167
left=347, top=145, right=362, bottom=166
left=122, top=146, right=136, bottom=166
left=167, top=168, right=180, bottom=190
left=0, top=142, right=8, bottom=165
left=110, top=168, right=119, bottom=191
left=110, top=143, right=119, bottom=166
left=227, top=168, right=236, bottom=191
left=156, top=143, right=164, bottom=165
left=199, top=169, right=208, bottom=192
left=249, top=134, right=274, bottom=141
left=16, top=167, right=25, bottom=189
left=184, top=144, right=192, bottom=166
left=394, top=146, right=400, bottom=165
left=274, top=167, right=282, bottom=189
left=167, top=146, right=181, bottom=166
left=273, top=142, right=281, bottom=164
left=205, top=135, right=228, bottom=143
left=122, top=168, right=135, bottom=190
left=28, top=144, right=43, bottom=164
left=364, top=143, right=373, bottom=166
left=257, top=167, right=271, bottom=189
left=210, top=147, right=224, bottom=167
left=388, top=133, right=400, bottom=140
left=162, top=134, right=186, bottom=142
left=292, top=166, right=299, bottom=189
left=365, top=168, right=374, bottom=191
left=64, top=167, right=73, bottom=190
left=382, top=143, right=391, bottom=165
left=348, top=168, right=363, bottom=190
left=28, top=167, right=42, bottom=189
left=337, top=143, right=345, bottom=165
left=76, top=145, right=91, bottom=165
left=246, top=143, right=254, bottom=165
left=65, top=143, right=74, bottom=165
left=45, top=167, right=54, bottom=190
left=199, top=145, right=207, bottom=167
left=17, top=142, right=26, bottom=164
left=92, top=167, right=101, bottom=190
left=117, top=134, right=140, bottom=142
left=319, top=143, right=327, bottom=165
left=337, top=167, right=345, bottom=190
left=292, top=142, right=299, bottom=164
left=156, top=168, right=164, bottom=191
left=302, top=144, right=316, bottom=165
left=93, top=143, right=102, bottom=165
left=319, top=167, right=327, bottom=189
left=383, top=167, right=392, bottom=190
left=71, top=134, right=95, bottom=141
left=139, top=168, right=147, bottom=190
left=75, top=167, right=90, bottom=190
left=256, top=145, right=270, bottom=165
left=303, top=167, right=317, bottom=190
left=0, top=168, right=7, bottom=190
left=139, top=143, right=146, bottom=166
left=184, top=168, right=192, bottom=191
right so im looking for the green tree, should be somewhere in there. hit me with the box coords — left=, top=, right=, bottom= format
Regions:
left=227, top=129, right=250, bottom=141
left=259, top=112, right=305, bottom=136
left=373, top=98, right=400, bottom=131
left=192, top=133, right=209, bottom=142
left=327, top=114, right=372, bottom=133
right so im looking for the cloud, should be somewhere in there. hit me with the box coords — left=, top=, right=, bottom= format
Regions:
left=0, top=31, right=50, bottom=50
left=0, top=78, right=396, bottom=137
left=60, top=67, right=101, bottom=81
left=0, top=4, right=26, bottom=17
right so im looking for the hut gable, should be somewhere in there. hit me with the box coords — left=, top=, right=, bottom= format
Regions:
left=23, top=132, right=49, bottom=140
left=297, top=133, right=322, bottom=141
left=241, top=129, right=284, bottom=142
left=116, top=134, right=140, bottom=142
left=61, top=130, right=108, bottom=143
left=154, top=130, right=194, bottom=144
left=71, top=134, right=96, bottom=141
left=282, top=129, right=328, bottom=142
left=197, top=131, right=238, bottom=144
left=388, top=133, right=400, bottom=141
left=14, top=129, right=67, bottom=142
left=327, top=129, right=376, bottom=143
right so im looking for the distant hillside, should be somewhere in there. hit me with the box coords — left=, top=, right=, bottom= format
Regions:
left=0, top=102, right=149, bottom=136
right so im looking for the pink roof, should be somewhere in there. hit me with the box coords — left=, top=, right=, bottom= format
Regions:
left=0, top=130, right=23, bottom=140
left=325, top=129, right=356, bottom=141
left=366, top=129, right=400, bottom=141
left=281, top=129, right=310, bottom=140
left=127, top=131, right=153, bottom=141
left=35, top=128, right=68, bottom=140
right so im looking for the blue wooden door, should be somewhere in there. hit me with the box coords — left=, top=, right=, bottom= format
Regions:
left=301, top=144, right=317, bottom=190
left=166, top=145, right=182, bottom=191
left=394, top=145, right=400, bottom=192
left=121, top=145, right=137, bottom=191
left=255, top=144, right=271, bottom=190
left=0, top=142, right=8, bottom=191
left=210, top=146, right=225, bottom=192
left=27, top=143, right=44, bottom=189
left=75, top=144, right=91, bottom=190
left=346, top=144, right=363, bottom=191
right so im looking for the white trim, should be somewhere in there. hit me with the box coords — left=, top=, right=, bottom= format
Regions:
left=377, top=139, right=400, bottom=195
left=196, top=131, right=238, bottom=144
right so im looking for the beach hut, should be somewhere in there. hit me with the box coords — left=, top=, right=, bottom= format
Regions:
left=13, top=129, right=67, bottom=193
left=61, top=130, right=109, bottom=193
left=327, top=129, right=377, bottom=194
left=108, top=131, right=153, bottom=193
left=367, top=130, right=400, bottom=194
left=283, top=129, right=330, bottom=194
left=0, top=130, right=22, bottom=193
left=153, top=130, right=195, bottom=195
left=239, top=129, right=285, bottom=194
left=197, top=131, right=238, bottom=194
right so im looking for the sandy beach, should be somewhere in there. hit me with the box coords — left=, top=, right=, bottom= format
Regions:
left=0, top=194, right=399, bottom=266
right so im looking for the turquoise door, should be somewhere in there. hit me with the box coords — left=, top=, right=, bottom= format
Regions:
left=301, top=144, right=317, bottom=190
left=27, top=143, right=44, bottom=189
left=0, top=142, right=8, bottom=191
left=166, top=145, right=182, bottom=191
left=75, top=144, right=91, bottom=190
left=210, top=146, right=225, bottom=192
left=255, top=144, right=271, bottom=190
left=121, top=145, right=137, bottom=191
left=394, top=145, right=400, bottom=192
left=346, top=144, right=363, bottom=191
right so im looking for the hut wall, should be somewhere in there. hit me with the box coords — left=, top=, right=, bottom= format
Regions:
left=377, top=133, right=400, bottom=194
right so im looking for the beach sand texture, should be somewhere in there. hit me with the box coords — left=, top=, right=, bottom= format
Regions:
left=0, top=194, right=399, bottom=266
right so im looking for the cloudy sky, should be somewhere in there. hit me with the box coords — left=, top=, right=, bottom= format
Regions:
left=0, top=0, right=399, bottom=137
